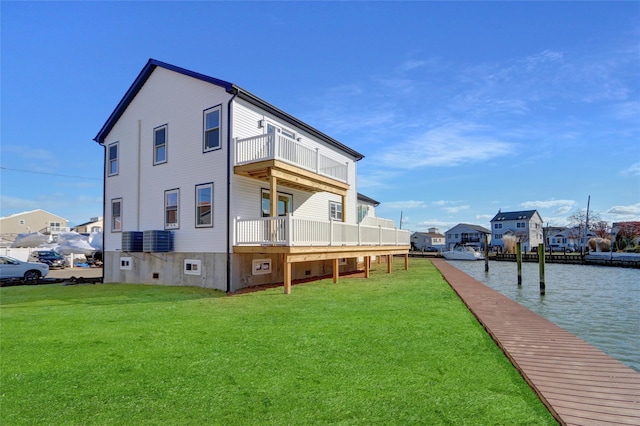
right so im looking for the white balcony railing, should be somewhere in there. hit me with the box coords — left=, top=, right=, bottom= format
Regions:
left=235, top=134, right=349, bottom=183
left=235, top=215, right=410, bottom=247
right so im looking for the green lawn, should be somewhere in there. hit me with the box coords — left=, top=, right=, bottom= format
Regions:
left=0, top=258, right=556, bottom=425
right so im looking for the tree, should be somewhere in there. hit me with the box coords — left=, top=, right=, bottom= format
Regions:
left=592, top=220, right=610, bottom=238
left=567, top=209, right=602, bottom=230
left=616, top=222, right=640, bottom=250
left=567, top=209, right=602, bottom=250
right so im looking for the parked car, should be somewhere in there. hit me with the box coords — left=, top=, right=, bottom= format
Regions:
left=28, top=250, right=66, bottom=269
left=549, top=245, right=574, bottom=253
left=424, top=247, right=439, bottom=252
left=0, top=255, right=50, bottom=281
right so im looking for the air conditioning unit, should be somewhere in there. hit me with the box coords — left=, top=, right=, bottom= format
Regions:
left=122, top=231, right=143, bottom=252
left=143, top=230, right=173, bottom=252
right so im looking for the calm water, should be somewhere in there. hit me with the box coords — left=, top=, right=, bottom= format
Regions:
left=445, top=260, right=640, bottom=372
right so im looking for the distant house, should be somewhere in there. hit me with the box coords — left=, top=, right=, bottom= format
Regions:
left=93, top=59, right=409, bottom=293
left=491, top=210, right=543, bottom=252
left=544, top=226, right=595, bottom=251
left=72, top=217, right=104, bottom=234
left=411, top=228, right=445, bottom=251
left=611, top=221, right=640, bottom=248
left=0, top=209, right=69, bottom=246
left=357, top=193, right=379, bottom=223
left=444, top=223, right=491, bottom=250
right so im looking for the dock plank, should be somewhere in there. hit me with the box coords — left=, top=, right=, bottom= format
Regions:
left=432, top=259, right=640, bottom=426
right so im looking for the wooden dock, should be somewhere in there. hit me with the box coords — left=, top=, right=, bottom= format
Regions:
left=432, top=259, right=640, bottom=426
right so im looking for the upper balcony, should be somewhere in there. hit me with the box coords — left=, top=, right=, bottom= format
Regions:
left=234, top=134, right=350, bottom=196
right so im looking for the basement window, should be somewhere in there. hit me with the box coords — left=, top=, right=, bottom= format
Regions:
left=120, top=257, right=132, bottom=270
left=184, top=259, right=201, bottom=275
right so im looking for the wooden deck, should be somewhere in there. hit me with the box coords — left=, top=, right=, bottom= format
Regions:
left=432, top=259, right=640, bottom=426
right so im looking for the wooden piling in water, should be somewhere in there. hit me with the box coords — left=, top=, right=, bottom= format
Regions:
left=484, top=234, right=489, bottom=272
left=538, top=243, right=545, bottom=295
left=516, top=242, right=522, bottom=286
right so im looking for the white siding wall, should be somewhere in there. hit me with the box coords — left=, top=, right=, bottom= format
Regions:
left=102, top=68, right=232, bottom=253
left=103, top=68, right=361, bottom=256
left=230, top=100, right=359, bottom=225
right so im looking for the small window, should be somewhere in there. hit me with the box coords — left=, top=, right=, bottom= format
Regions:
left=204, top=106, right=221, bottom=151
left=165, top=189, right=179, bottom=229
left=195, top=183, right=213, bottom=227
left=329, top=201, right=343, bottom=221
left=154, top=125, right=168, bottom=165
left=112, top=198, right=122, bottom=232
left=108, top=142, right=119, bottom=176
left=184, top=259, right=201, bottom=275
left=120, top=257, right=132, bottom=270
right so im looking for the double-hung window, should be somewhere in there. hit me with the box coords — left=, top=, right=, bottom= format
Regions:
left=154, top=125, right=168, bottom=165
left=108, top=142, right=119, bottom=176
left=165, top=189, right=179, bottom=229
left=195, top=183, right=213, bottom=227
left=111, top=198, right=122, bottom=232
left=203, top=106, right=221, bottom=152
left=329, top=201, right=342, bottom=221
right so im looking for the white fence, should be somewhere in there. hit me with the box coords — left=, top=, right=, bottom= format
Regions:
left=235, top=134, right=348, bottom=183
left=235, top=215, right=410, bottom=247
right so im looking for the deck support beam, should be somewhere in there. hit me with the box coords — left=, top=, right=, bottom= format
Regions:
left=333, top=258, right=339, bottom=283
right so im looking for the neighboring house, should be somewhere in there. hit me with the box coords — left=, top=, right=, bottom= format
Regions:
left=491, top=210, right=543, bottom=252
left=357, top=193, right=379, bottom=223
left=94, top=59, right=410, bottom=293
left=611, top=221, right=640, bottom=248
left=444, top=223, right=491, bottom=250
left=73, top=217, right=104, bottom=234
left=411, top=228, right=445, bottom=251
left=0, top=209, right=69, bottom=246
left=544, top=226, right=595, bottom=251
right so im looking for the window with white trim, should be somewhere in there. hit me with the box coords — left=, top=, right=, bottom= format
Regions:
left=108, top=142, right=119, bottom=176
left=203, top=106, right=221, bottom=152
left=154, top=125, right=168, bottom=165
left=195, top=183, right=213, bottom=227
left=111, top=198, right=122, bottom=232
left=165, top=189, right=179, bottom=229
left=329, top=201, right=342, bottom=221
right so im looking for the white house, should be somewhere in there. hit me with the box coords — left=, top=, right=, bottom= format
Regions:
left=490, top=210, right=543, bottom=252
left=94, top=59, right=409, bottom=293
left=411, top=228, right=445, bottom=251
left=444, top=224, right=491, bottom=251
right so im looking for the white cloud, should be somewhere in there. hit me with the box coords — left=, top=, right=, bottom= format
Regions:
left=606, top=203, right=640, bottom=216
left=381, top=200, right=427, bottom=209
left=621, top=162, right=640, bottom=177
left=377, top=123, right=515, bottom=169
left=521, top=199, right=576, bottom=209
left=443, top=205, right=470, bottom=214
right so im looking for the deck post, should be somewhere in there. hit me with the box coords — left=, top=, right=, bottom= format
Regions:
left=387, top=255, right=392, bottom=273
left=283, top=255, right=291, bottom=294
left=538, top=243, right=546, bottom=295
left=516, top=241, right=522, bottom=286
left=404, top=253, right=409, bottom=270
left=364, top=256, right=370, bottom=278
left=333, top=258, right=339, bottom=283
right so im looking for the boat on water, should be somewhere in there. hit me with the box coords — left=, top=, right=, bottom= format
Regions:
left=442, top=245, right=484, bottom=261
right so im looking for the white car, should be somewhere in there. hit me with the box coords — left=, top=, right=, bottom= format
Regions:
left=0, top=255, right=50, bottom=281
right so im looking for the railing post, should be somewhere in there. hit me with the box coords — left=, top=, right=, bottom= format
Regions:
left=379, top=225, right=382, bottom=246
left=286, top=213, right=293, bottom=246
left=329, top=219, right=334, bottom=246
left=315, top=148, right=320, bottom=174
left=358, top=221, right=362, bottom=246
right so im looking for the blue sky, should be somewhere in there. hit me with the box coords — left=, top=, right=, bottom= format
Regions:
left=2, top=1, right=639, bottom=232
